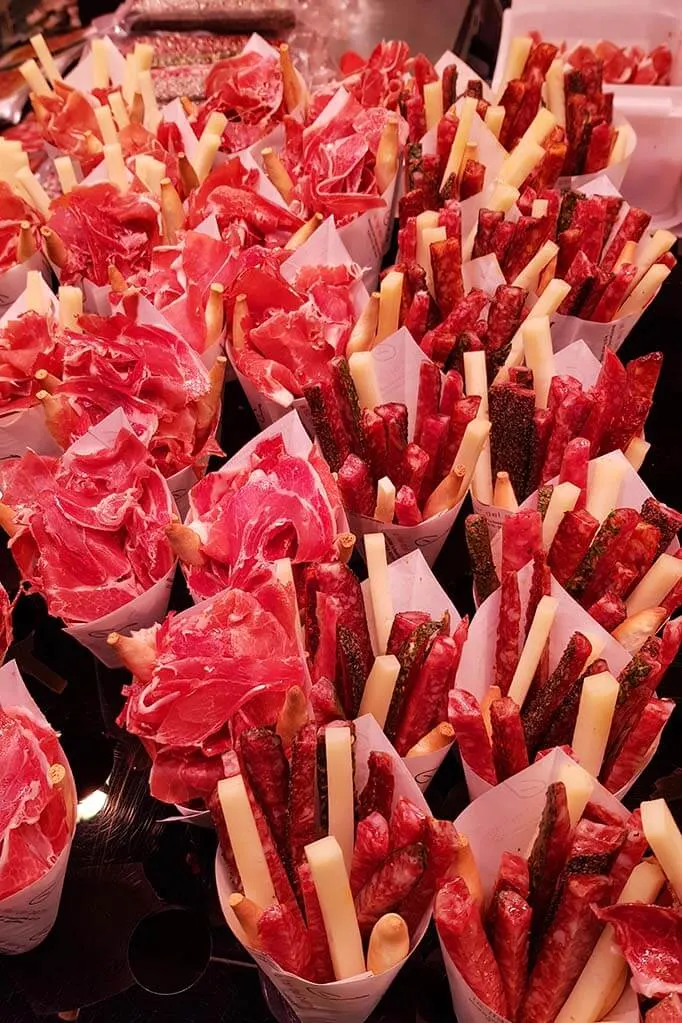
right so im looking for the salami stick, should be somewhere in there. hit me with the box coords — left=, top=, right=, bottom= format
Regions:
left=239, top=728, right=290, bottom=857
left=601, top=698, right=673, bottom=794
left=355, top=843, right=426, bottom=934
left=522, top=632, right=593, bottom=753
left=528, top=781, right=572, bottom=926
left=298, top=862, right=334, bottom=982
left=490, top=889, right=532, bottom=1021
left=494, top=572, right=522, bottom=696
left=447, top=689, right=497, bottom=784
left=394, top=634, right=458, bottom=755
left=466, top=514, right=500, bottom=604
left=350, top=812, right=390, bottom=898
left=357, top=751, right=395, bottom=822
left=490, top=697, right=529, bottom=781
left=288, top=723, right=318, bottom=868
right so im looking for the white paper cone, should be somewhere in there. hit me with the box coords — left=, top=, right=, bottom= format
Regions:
left=215, top=715, right=432, bottom=1023
left=556, top=116, right=636, bottom=193
left=0, top=661, right=76, bottom=954
left=438, top=749, right=639, bottom=1023
left=0, top=253, right=50, bottom=317
left=549, top=309, right=643, bottom=361
left=166, top=464, right=201, bottom=521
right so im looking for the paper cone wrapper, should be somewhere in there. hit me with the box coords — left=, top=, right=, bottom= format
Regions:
left=0, top=253, right=50, bottom=319
left=0, top=660, right=77, bottom=954
left=557, top=117, right=636, bottom=193
left=215, top=714, right=431, bottom=1023
left=183, top=410, right=348, bottom=602
left=347, top=327, right=466, bottom=566
left=456, top=560, right=632, bottom=801
left=439, top=749, right=639, bottom=1023
left=226, top=216, right=368, bottom=427
left=358, top=548, right=461, bottom=789
left=0, top=277, right=62, bottom=459
left=59, top=410, right=177, bottom=666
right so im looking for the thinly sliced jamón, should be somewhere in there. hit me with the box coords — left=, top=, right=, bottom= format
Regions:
left=394, top=633, right=459, bottom=755
left=354, top=842, right=426, bottom=934
left=565, top=508, right=639, bottom=599
left=640, top=497, right=682, bottom=556
left=587, top=590, right=627, bottom=631
left=601, top=698, right=674, bottom=793
left=528, top=781, right=572, bottom=927
left=494, top=572, right=522, bottom=696
left=489, top=851, right=531, bottom=905
left=466, top=514, right=500, bottom=604
left=522, top=632, right=593, bottom=754
left=519, top=874, right=613, bottom=1023
left=448, top=689, right=497, bottom=784
left=258, top=900, right=313, bottom=979
left=490, top=890, right=532, bottom=1023
left=489, top=382, right=535, bottom=500
left=491, top=697, right=529, bottom=782
left=357, top=750, right=395, bottom=822
left=502, top=510, right=542, bottom=577
left=240, top=728, right=290, bottom=858
left=288, top=723, right=318, bottom=869
left=337, top=454, right=376, bottom=516
left=414, top=361, right=441, bottom=448
left=435, top=877, right=509, bottom=1018
left=389, top=797, right=428, bottom=850
left=349, top=811, right=390, bottom=898
left=548, top=508, right=600, bottom=586
left=298, top=862, right=334, bottom=982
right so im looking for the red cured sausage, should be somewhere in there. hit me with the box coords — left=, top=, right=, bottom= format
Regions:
left=389, top=796, right=427, bottom=850
left=491, top=697, right=529, bottom=782
left=354, top=842, right=426, bottom=934
left=298, top=862, right=334, bottom=982
left=349, top=811, right=390, bottom=898
left=448, top=689, right=497, bottom=784
left=494, top=572, right=522, bottom=696
left=357, top=751, right=395, bottom=822
left=258, top=899, right=313, bottom=979
left=601, top=698, right=673, bottom=794
left=490, top=889, right=532, bottom=1022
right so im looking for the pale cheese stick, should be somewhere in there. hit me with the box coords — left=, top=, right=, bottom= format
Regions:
left=26, top=270, right=46, bottom=314
left=95, top=104, right=118, bottom=146
left=30, top=33, right=61, bottom=85
left=14, top=166, right=51, bottom=217
left=122, top=53, right=137, bottom=105
left=556, top=860, right=665, bottom=1023
left=19, top=59, right=51, bottom=96
left=641, top=798, right=682, bottom=902
left=545, top=59, right=566, bottom=127
left=374, top=477, right=396, bottom=524
left=203, top=111, right=228, bottom=138
left=614, top=239, right=637, bottom=272
left=462, top=182, right=519, bottom=261
left=365, top=532, right=393, bottom=655
left=522, top=314, right=555, bottom=409
left=420, top=225, right=447, bottom=295
left=462, top=140, right=478, bottom=168
left=0, top=139, right=21, bottom=152
left=325, top=727, right=355, bottom=875
left=415, top=210, right=440, bottom=273
left=531, top=199, right=548, bottom=219
left=558, top=760, right=595, bottom=827
left=134, top=42, right=155, bottom=73
left=635, top=229, right=676, bottom=275
left=218, top=774, right=275, bottom=909
left=192, top=131, right=222, bottom=184
left=585, top=456, right=626, bottom=523
left=498, top=36, right=533, bottom=95
left=498, top=277, right=572, bottom=376
left=497, top=140, right=545, bottom=189
left=515, top=107, right=556, bottom=151
left=305, top=837, right=366, bottom=980
left=624, top=435, right=650, bottom=472
left=616, top=264, right=671, bottom=319
left=91, top=38, right=110, bottom=90
left=471, top=443, right=494, bottom=506
left=571, top=671, right=619, bottom=777
left=541, top=482, right=580, bottom=549
left=103, top=143, right=128, bottom=192
left=440, top=96, right=477, bottom=189
left=423, top=80, right=443, bottom=132
left=375, top=270, right=403, bottom=344
left=348, top=351, right=381, bottom=410
left=0, top=147, right=29, bottom=185
left=513, top=240, right=559, bottom=296
left=58, top=286, right=83, bottom=330
left=463, top=350, right=489, bottom=415
left=608, top=123, right=632, bottom=166
left=359, top=655, right=401, bottom=730
left=484, top=105, right=505, bottom=139
left=508, top=596, right=558, bottom=707
left=137, top=69, right=161, bottom=133
left=626, top=553, right=682, bottom=617
left=108, top=91, right=130, bottom=130
left=136, top=154, right=165, bottom=197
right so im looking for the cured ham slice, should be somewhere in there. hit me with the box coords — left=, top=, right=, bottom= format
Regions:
left=343, top=41, right=413, bottom=110
left=193, top=50, right=286, bottom=153
left=32, top=80, right=103, bottom=175
left=0, top=429, right=174, bottom=623
left=0, top=311, right=64, bottom=415
left=119, top=580, right=308, bottom=805
left=0, top=182, right=44, bottom=274
left=595, top=902, right=682, bottom=999
left=0, top=705, right=71, bottom=900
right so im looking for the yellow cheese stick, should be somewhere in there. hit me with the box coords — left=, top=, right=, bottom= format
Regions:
left=585, top=455, right=626, bottom=523
left=632, top=229, right=676, bottom=279
left=91, top=38, right=110, bottom=90
left=137, top=69, right=161, bottom=133
left=51, top=156, right=76, bottom=196
left=521, top=314, right=555, bottom=408
left=558, top=761, right=595, bottom=827
left=348, top=351, right=381, bottom=410
left=374, top=477, right=396, bottom=524
left=203, top=111, right=228, bottom=138
left=571, top=672, right=619, bottom=777
left=616, top=264, right=671, bottom=319
left=641, top=798, right=682, bottom=902
left=95, top=104, right=118, bottom=146
left=556, top=859, right=666, bottom=1023
left=471, top=444, right=494, bottom=506
left=192, top=131, right=222, bottom=184
left=508, top=596, right=558, bottom=706
left=514, top=239, right=559, bottom=295
left=608, top=124, right=632, bottom=166
left=375, top=270, right=403, bottom=344
left=325, top=726, right=355, bottom=875
left=0, top=147, right=28, bottom=185
left=218, top=774, right=276, bottom=909
left=108, top=91, right=130, bottom=130
left=462, top=182, right=519, bottom=261
left=462, top=140, right=478, bottom=168
left=347, top=292, right=380, bottom=355
left=516, top=108, right=557, bottom=151
left=498, top=140, right=545, bottom=189
left=365, top=532, right=394, bottom=655
left=415, top=210, right=440, bottom=271
left=19, top=59, right=51, bottom=96
left=626, top=553, right=682, bottom=617
left=499, top=37, right=533, bottom=95
left=30, top=33, right=61, bottom=85
left=359, top=655, right=401, bottom=729
left=103, top=143, right=128, bottom=192
left=542, top=482, right=580, bottom=549
left=122, top=53, right=137, bottom=106
left=484, top=105, right=505, bottom=139
left=545, top=59, right=566, bottom=127
left=14, top=166, right=51, bottom=217
left=423, top=80, right=443, bottom=132
left=502, top=277, right=571, bottom=374
left=26, top=270, right=46, bottom=314
left=464, top=348, right=493, bottom=506
left=420, top=226, right=447, bottom=295
left=624, top=435, right=650, bottom=471
left=134, top=42, right=155, bottom=73
left=58, top=286, right=83, bottom=331
left=136, top=154, right=166, bottom=196
left=614, top=239, right=637, bottom=272
left=305, top=837, right=366, bottom=980
left=440, top=96, right=477, bottom=190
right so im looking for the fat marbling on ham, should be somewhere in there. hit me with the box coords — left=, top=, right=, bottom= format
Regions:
left=0, top=311, right=63, bottom=415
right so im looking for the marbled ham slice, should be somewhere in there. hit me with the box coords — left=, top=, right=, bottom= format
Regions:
left=595, top=903, right=682, bottom=999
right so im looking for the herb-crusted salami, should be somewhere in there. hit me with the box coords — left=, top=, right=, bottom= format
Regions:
left=528, top=781, right=572, bottom=928
left=466, top=514, right=500, bottom=604
left=602, top=698, right=674, bottom=794
left=522, top=632, right=593, bottom=754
